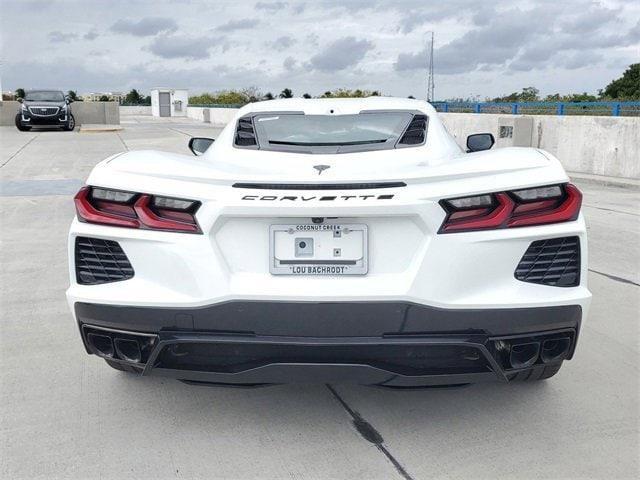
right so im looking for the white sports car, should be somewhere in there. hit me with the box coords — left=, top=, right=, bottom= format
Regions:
left=67, top=97, right=590, bottom=387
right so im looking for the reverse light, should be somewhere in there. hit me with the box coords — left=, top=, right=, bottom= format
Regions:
left=439, top=183, right=582, bottom=233
left=74, top=186, right=201, bottom=233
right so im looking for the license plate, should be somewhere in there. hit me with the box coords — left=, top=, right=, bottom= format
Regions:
left=269, top=224, right=368, bottom=275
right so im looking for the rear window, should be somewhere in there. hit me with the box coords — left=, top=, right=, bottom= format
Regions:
left=244, top=112, right=425, bottom=153
left=24, top=91, right=65, bottom=102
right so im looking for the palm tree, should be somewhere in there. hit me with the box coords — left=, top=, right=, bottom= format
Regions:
left=279, top=88, right=293, bottom=98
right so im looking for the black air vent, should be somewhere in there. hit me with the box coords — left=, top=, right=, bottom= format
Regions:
left=515, top=237, right=580, bottom=287
left=235, top=116, right=257, bottom=147
left=75, top=237, right=134, bottom=285
left=398, top=114, right=427, bottom=145
left=233, top=182, right=406, bottom=190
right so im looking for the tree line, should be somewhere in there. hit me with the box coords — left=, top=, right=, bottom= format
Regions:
left=7, top=63, right=637, bottom=105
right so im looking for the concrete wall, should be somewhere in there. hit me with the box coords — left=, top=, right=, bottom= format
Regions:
left=120, top=106, right=152, bottom=115
left=0, top=100, right=119, bottom=126
left=186, top=106, right=238, bottom=126
left=439, top=113, right=640, bottom=179
left=0, top=101, right=19, bottom=126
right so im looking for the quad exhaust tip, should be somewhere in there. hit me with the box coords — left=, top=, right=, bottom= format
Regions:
left=509, top=342, right=540, bottom=369
left=87, top=333, right=114, bottom=358
left=114, top=338, right=142, bottom=363
left=84, top=326, right=155, bottom=364
left=541, top=337, right=571, bottom=363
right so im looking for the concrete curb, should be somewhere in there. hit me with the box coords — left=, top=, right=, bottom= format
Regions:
left=568, top=171, right=640, bottom=190
left=79, top=124, right=123, bottom=133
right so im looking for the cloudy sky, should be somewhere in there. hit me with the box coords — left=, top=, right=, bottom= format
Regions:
left=1, top=0, right=638, bottom=100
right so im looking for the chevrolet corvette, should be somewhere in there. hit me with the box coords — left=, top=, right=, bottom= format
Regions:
left=67, top=97, right=590, bottom=387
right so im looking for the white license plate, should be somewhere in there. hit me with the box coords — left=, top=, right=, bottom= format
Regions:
left=269, top=224, right=368, bottom=275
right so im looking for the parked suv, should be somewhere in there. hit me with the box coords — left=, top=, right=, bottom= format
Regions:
left=16, top=90, right=75, bottom=131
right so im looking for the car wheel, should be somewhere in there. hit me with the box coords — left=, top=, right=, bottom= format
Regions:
left=63, top=114, right=75, bottom=131
left=105, top=359, right=141, bottom=374
left=15, top=114, right=31, bottom=131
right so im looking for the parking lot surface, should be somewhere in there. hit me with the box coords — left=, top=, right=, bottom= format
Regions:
left=1, top=118, right=638, bottom=480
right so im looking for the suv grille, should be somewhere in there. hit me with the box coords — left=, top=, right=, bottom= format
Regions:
left=398, top=114, right=427, bottom=145
left=28, top=106, right=59, bottom=116
left=235, top=116, right=257, bottom=147
left=75, top=237, right=134, bottom=285
left=515, top=236, right=580, bottom=287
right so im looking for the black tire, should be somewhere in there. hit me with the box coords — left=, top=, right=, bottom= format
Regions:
left=509, top=363, right=562, bottom=382
left=105, top=359, right=141, bottom=374
left=63, top=113, right=75, bottom=131
left=15, top=114, right=31, bottom=131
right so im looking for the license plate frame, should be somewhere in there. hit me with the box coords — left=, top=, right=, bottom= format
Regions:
left=269, top=223, right=368, bottom=275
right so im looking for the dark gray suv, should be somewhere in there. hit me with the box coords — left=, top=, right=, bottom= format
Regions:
left=16, top=90, right=75, bottom=131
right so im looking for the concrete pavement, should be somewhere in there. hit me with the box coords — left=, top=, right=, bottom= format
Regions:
left=1, top=118, right=638, bottom=480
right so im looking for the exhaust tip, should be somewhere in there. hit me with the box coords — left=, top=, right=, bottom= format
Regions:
left=87, top=333, right=114, bottom=358
left=114, top=338, right=142, bottom=363
left=509, top=342, right=540, bottom=369
left=541, top=337, right=571, bottom=363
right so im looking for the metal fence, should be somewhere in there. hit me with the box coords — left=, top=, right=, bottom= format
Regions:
left=431, top=101, right=640, bottom=116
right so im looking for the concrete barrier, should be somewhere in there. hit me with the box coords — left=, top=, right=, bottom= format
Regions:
left=186, top=106, right=238, bottom=126
left=120, top=106, right=152, bottom=115
left=0, top=100, right=120, bottom=126
left=439, top=113, right=640, bottom=179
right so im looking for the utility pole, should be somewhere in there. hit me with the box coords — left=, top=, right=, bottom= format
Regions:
left=426, top=31, right=435, bottom=102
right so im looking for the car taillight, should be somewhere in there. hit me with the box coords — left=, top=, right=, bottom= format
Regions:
left=74, top=186, right=201, bottom=233
left=439, top=183, right=582, bottom=233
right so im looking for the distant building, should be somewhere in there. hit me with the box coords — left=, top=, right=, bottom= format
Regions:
left=81, top=92, right=125, bottom=103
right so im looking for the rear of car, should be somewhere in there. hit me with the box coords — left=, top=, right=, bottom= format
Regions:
left=67, top=98, right=590, bottom=387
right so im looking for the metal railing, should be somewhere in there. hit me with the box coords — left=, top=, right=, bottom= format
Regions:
left=431, top=101, right=640, bottom=116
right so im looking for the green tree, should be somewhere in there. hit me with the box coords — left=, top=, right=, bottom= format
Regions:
left=188, top=90, right=250, bottom=106
left=16, top=88, right=25, bottom=99
left=99, top=95, right=110, bottom=101
left=263, top=92, right=274, bottom=100
left=302, top=93, right=312, bottom=99
left=492, top=87, right=539, bottom=102
left=67, top=90, right=80, bottom=101
left=602, top=64, right=640, bottom=100
left=279, top=88, right=293, bottom=98
left=124, top=89, right=143, bottom=104
left=320, top=88, right=382, bottom=98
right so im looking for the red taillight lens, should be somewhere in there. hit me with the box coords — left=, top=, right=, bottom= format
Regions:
left=74, top=186, right=201, bottom=233
left=439, top=183, right=582, bottom=233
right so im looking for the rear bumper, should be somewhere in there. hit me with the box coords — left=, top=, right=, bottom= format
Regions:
left=75, top=301, right=581, bottom=386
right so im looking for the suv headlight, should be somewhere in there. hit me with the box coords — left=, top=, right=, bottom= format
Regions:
left=60, top=104, right=68, bottom=111
left=21, top=104, right=27, bottom=111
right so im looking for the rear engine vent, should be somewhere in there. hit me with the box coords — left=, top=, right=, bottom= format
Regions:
left=515, top=236, right=580, bottom=287
left=398, top=114, right=427, bottom=145
left=234, top=116, right=257, bottom=147
left=232, top=182, right=406, bottom=190
left=75, top=237, right=134, bottom=285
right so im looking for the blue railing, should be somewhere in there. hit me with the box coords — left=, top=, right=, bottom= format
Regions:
left=431, top=101, right=640, bottom=116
